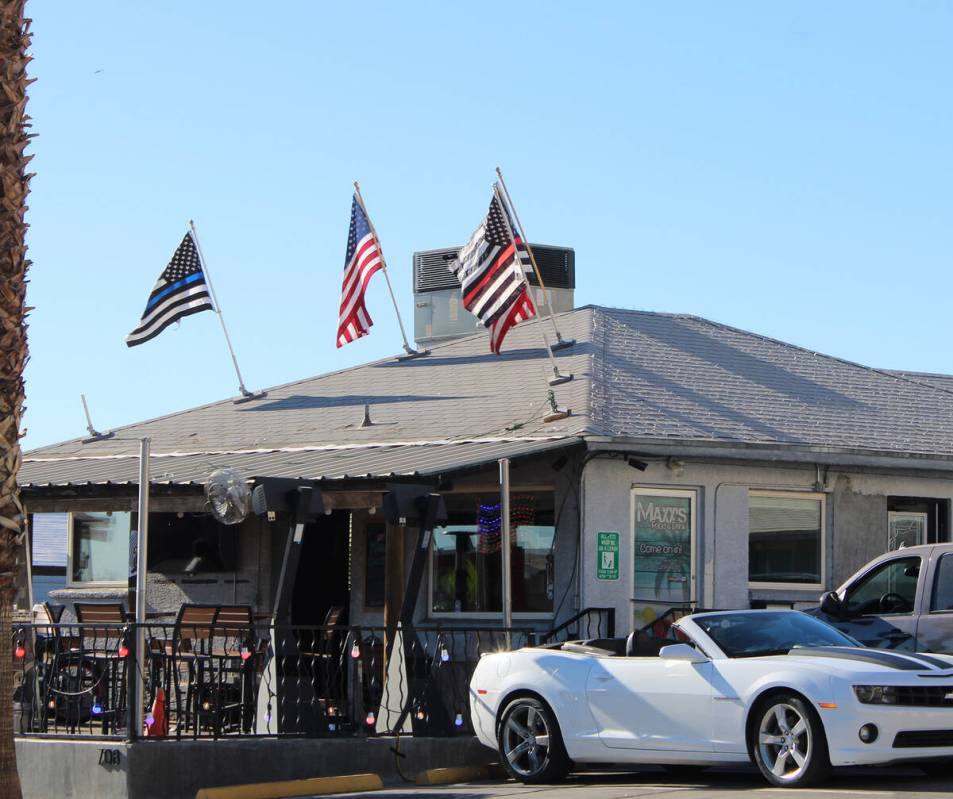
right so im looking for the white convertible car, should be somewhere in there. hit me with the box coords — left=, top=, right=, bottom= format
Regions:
left=469, top=610, right=953, bottom=787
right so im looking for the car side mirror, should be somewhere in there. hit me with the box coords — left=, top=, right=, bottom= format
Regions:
left=819, top=591, right=843, bottom=619
left=659, top=643, right=708, bottom=663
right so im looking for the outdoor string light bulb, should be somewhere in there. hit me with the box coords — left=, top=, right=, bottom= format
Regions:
left=454, top=712, right=464, bottom=727
left=47, top=699, right=55, bottom=710
left=91, top=702, right=103, bottom=716
left=202, top=700, right=211, bottom=711
left=14, top=641, right=25, bottom=659
left=439, top=644, right=450, bottom=663
left=145, top=713, right=155, bottom=727
left=350, top=641, right=360, bottom=659
left=365, top=711, right=376, bottom=726
left=240, top=641, right=253, bottom=661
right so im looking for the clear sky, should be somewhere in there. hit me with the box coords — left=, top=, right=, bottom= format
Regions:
left=22, top=2, right=953, bottom=449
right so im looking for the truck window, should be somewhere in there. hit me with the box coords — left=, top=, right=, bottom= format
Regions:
left=845, top=556, right=920, bottom=617
left=931, top=553, right=953, bottom=612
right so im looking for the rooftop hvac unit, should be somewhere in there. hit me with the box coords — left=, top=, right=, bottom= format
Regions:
left=413, top=244, right=575, bottom=293
left=412, top=244, right=575, bottom=346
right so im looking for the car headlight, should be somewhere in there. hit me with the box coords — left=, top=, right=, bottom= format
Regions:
left=853, top=685, right=899, bottom=704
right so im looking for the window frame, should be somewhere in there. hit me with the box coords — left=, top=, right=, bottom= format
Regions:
left=929, top=552, right=953, bottom=614
left=843, top=554, right=922, bottom=618
left=66, top=510, right=131, bottom=588
left=427, top=485, right=556, bottom=620
left=747, top=490, right=827, bottom=591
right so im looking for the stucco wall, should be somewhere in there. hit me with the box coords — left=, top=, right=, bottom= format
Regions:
left=581, top=456, right=953, bottom=636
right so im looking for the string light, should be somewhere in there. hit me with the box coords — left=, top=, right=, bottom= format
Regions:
left=47, top=699, right=55, bottom=711
left=328, top=723, right=337, bottom=732
left=144, top=713, right=155, bottom=727
left=416, top=708, right=426, bottom=721
left=118, top=642, right=129, bottom=658
left=202, top=700, right=211, bottom=711
left=91, top=703, right=103, bottom=716
left=14, top=642, right=25, bottom=659
left=439, top=644, right=450, bottom=663
left=240, top=644, right=252, bottom=662
left=454, top=713, right=464, bottom=727
left=365, top=711, right=376, bottom=726
left=350, top=641, right=361, bottom=659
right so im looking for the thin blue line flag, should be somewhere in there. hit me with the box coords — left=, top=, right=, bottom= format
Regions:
left=126, top=232, right=215, bottom=347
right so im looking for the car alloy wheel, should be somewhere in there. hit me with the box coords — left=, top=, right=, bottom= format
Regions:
left=502, top=702, right=551, bottom=777
left=498, top=697, right=569, bottom=783
left=758, top=702, right=811, bottom=782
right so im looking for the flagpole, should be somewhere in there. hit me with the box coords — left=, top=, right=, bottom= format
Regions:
left=493, top=184, right=572, bottom=386
left=495, top=167, right=573, bottom=350
left=188, top=221, right=264, bottom=401
left=352, top=182, right=421, bottom=357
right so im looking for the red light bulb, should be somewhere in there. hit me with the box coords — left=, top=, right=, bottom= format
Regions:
left=15, top=643, right=25, bottom=658
left=118, top=643, right=129, bottom=658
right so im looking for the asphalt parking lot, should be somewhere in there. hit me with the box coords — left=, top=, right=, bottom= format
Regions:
left=337, top=767, right=953, bottom=799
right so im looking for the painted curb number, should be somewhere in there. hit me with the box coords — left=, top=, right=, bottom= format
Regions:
left=99, top=749, right=121, bottom=767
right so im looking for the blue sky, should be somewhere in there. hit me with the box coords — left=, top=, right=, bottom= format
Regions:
left=22, top=2, right=953, bottom=449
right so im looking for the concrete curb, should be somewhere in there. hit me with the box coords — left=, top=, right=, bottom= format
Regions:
left=194, top=773, right=384, bottom=799
left=416, top=764, right=506, bottom=785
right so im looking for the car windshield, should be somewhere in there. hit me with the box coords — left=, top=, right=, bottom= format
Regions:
left=693, top=611, right=858, bottom=658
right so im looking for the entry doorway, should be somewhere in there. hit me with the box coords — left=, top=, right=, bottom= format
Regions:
left=291, top=510, right=351, bottom=627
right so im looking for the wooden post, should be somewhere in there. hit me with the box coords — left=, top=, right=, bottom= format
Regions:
left=383, top=521, right=406, bottom=669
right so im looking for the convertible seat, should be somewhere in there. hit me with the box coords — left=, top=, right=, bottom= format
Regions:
left=625, top=630, right=667, bottom=657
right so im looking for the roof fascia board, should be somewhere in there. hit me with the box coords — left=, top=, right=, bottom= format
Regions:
left=583, top=437, right=953, bottom=474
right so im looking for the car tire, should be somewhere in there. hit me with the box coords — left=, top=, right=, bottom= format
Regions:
left=498, top=696, right=570, bottom=784
left=919, top=760, right=953, bottom=778
left=661, top=764, right=708, bottom=777
left=751, top=693, right=831, bottom=788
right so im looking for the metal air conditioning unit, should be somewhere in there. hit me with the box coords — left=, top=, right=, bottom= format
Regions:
left=413, top=244, right=575, bottom=346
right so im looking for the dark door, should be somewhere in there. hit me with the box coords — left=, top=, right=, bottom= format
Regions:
left=291, top=510, right=351, bottom=627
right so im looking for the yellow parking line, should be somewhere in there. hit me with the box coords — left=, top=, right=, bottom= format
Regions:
left=416, top=764, right=506, bottom=785
left=195, top=773, right=384, bottom=799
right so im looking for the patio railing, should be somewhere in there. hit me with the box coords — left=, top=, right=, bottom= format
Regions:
left=10, top=608, right=614, bottom=742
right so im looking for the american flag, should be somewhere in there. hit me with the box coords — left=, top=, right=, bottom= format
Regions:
left=126, top=232, right=214, bottom=347
left=451, top=189, right=536, bottom=354
left=337, top=194, right=384, bottom=347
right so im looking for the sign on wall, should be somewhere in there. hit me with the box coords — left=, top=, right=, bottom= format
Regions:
left=632, top=488, right=696, bottom=621
left=596, top=531, right=620, bottom=580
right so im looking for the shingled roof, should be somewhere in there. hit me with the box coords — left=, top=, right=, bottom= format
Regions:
left=21, top=306, right=953, bottom=487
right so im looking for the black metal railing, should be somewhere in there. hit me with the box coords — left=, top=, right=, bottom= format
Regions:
left=542, top=607, right=615, bottom=644
left=11, top=621, right=546, bottom=741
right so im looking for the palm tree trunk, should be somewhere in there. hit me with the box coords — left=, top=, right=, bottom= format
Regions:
left=0, top=2, right=31, bottom=797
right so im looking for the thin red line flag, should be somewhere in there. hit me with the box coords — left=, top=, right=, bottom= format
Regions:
left=337, top=194, right=384, bottom=347
left=451, top=189, right=537, bottom=354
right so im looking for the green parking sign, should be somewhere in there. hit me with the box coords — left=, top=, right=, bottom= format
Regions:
left=596, top=531, right=620, bottom=580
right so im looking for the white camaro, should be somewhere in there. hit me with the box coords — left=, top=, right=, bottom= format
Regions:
left=469, top=610, right=953, bottom=787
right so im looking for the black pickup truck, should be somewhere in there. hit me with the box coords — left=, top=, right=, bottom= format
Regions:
left=809, top=543, right=953, bottom=653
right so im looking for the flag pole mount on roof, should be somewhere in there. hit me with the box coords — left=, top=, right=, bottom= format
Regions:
left=495, top=167, right=575, bottom=353
left=80, top=393, right=114, bottom=442
left=188, top=221, right=267, bottom=404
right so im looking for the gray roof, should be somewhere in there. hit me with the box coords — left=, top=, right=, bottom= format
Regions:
left=22, top=306, right=953, bottom=488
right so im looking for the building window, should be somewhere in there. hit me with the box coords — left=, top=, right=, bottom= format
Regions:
left=69, top=511, right=131, bottom=585
left=749, top=492, right=824, bottom=588
left=430, top=491, right=554, bottom=616
left=887, top=497, right=949, bottom=546
left=146, top=513, right=236, bottom=574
